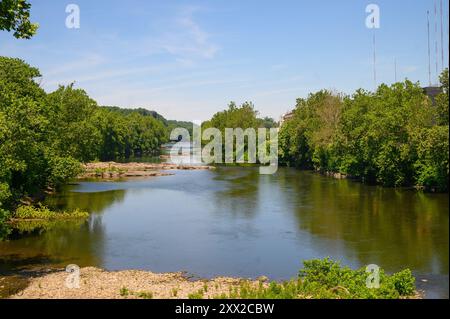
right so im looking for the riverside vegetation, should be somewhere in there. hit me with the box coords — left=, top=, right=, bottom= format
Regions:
left=0, top=56, right=186, bottom=237
left=279, top=70, right=449, bottom=192
left=10, top=258, right=416, bottom=299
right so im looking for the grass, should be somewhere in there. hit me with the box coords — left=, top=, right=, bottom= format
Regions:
left=9, top=219, right=86, bottom=235
left=1, top=205, right=90, bottom=239
left=119, top=287, right=153, bottom=299
left=136, top=291, right=153, bottom=299
left=13, top=205, right=89, bottom=220
left=119, top=287, right=129, bottom=297
left=188, top=288, right=205, bottom=299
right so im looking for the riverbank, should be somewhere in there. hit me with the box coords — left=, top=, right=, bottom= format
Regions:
left=7, top=267, right=263, bottom=299
left=79, top=162, right=215, bottom=179
left=3, top=258, right=420, bottom=299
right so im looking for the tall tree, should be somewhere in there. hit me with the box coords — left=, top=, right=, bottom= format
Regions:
left=0, top=0, right=38, bottom=38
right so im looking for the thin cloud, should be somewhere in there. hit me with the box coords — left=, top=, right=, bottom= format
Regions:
left=156, top=6, right=219, bottom=60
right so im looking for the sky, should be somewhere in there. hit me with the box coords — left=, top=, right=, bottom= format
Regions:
left=0, top=0, right=449, bottom=121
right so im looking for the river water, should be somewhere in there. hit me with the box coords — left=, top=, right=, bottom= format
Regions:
left=0, top=163, right=448, bottom=298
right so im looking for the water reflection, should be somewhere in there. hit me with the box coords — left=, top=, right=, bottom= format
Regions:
left=275, top=169, right=449, bottom=274
left=0, top=167, right=447, bottom=298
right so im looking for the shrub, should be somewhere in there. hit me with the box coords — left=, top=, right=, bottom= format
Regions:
left=13, top=205, right=89, bottom=220
left=0, top=207, right=12, bottom=240
left=213, top=258, right=416, bottom=299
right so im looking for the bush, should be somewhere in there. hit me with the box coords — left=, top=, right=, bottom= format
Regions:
left=48, top=156, right=83, bottom=187
left=298, top=258, right=416, bottom=299
left=0, top=207, right=12, bottom=240
left=13, top=205, right=89, bottom=220
left=391, top=269, right=416, bottom=296
left=213, top=258, right=416, bottom=299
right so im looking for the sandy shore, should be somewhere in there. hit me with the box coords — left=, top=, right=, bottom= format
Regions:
left=7, top=267, right=263, bottom=299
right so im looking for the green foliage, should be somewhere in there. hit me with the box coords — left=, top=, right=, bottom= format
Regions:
left=201, top=101, right=272, bottom=163
left=412, top=125, right=449, bottom=191
left=119, top=287, right=130, bottom=297
left=136, top=291, right=153, bottom=299
left=390, top=269, right=416, bottom=296
left=0, top=56, right=54, bottom=206
left=188, top=289, right=205, bottom=299
left=279, top=73, right=449, bottom=191
left=0, top=0, right=38, bottom=39
left=47, top=156, right=83, bottom=187
left=0, top=207, right=12, bottom=240
left=298, top=258, right=415, bottom=299
left=13, top=205, right=89, bottom=220
left=119, top=287, right=153, bottom=299
left=279, top=90, right=342, bottom=169
left=203, top=101, right=261, bottom=134
left=167, top=120, right=194, bottom=140
left=435, top=68, right=449, bottom=125
left=46, top=85, right=102, bottom=162
left=212, top=258, right=416, bottom=299
left=95, top=107, right=168, bottom=160
left=260, top=116, right=278, bottom=129
left=0, top=56, right=169, bottom=237
left=9, top=218, right=85, bottom=236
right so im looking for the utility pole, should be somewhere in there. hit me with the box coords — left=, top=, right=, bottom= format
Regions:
left=394, top=57, right=397, bottom=83
left=435, top=0, right=439, bottom=82
left=373, top=29, right=377, bottom=90
left=427, top=11, right=432, bottom=86
left=440, top=0, right=445, bottom=71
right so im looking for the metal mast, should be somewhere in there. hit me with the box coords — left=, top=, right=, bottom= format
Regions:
left=435, top=1, right=439, bottom=82
left=427, top=11, right=432, bottom=86
left=373, top=29, right=377, bottom=90
left=440, top=0, right=445, bottom=71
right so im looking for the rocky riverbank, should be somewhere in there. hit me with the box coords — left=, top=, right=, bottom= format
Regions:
left=79, top=162, right=215, bottom=179
left=7, top=267, right=263, bottom=299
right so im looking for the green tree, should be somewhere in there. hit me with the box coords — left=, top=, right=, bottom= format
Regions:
left=435, top=68, right=449, bottom=125
left=278, top=80, right=447, bottom=191
left=0, top=0, right=38, bottom=38
left=46, top=84, right=102, bottom=162
left=278, top=90, right=342, bottom=170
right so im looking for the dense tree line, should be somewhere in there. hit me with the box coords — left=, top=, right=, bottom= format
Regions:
left=201, top=101, right=277, bottom=162
left=202, top=101, right=263, bottom=133
left=279, top=70, right=449, bottom=191
left=0, top=57, right=169, bottom=216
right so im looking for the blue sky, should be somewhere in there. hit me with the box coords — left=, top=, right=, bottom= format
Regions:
left=0, top=0, right=448, bottom=121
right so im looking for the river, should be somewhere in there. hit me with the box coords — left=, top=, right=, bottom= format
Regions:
left=0, top=162, right=448, bottom=298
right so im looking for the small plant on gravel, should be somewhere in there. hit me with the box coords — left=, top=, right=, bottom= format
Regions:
left=136, top=291, right=153, bottom=299
left=119, top=287, right=129, bottom=297
left=188, top=289, right=205, bottom=299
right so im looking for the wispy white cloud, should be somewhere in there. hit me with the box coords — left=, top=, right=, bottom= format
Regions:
left=155, top=6, right=219, bottom=60
left=43, top=53, right=105, bottom=77
left=39, top=5, right=220, bottom=91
